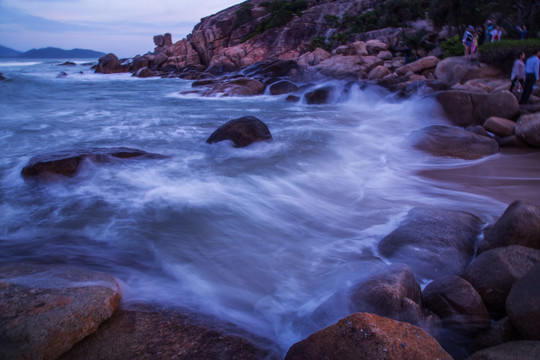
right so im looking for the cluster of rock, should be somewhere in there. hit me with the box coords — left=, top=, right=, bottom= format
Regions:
left=0, top=263, right=278, bottom=359
left=4, top=200, right=539, bottom=359
left=291, top=201, right=540, bottom=359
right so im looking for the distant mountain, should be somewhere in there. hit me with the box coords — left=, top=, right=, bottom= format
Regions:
left=17, top=47, right=106, bottom=59
left=0, top=45, right=22, bottom=58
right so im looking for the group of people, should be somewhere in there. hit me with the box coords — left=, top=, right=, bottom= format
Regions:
left=511, top=49, right=540, bottom=104
left=461, top=21, right=504, bottom=59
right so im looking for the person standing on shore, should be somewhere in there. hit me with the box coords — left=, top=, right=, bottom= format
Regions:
left=462, top=25, right=474, bottom=59
left=510, top=51, right=526, bottom=95
left=490, top=25, right=502, bottom=42
left=520, top=50, right=540, bottom=104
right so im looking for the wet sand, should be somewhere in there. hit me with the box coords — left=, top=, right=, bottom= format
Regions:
left=418, top=149, right=540, bottom=205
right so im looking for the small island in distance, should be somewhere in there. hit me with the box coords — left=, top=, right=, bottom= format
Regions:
left=0, top=45, right=106, bottom=59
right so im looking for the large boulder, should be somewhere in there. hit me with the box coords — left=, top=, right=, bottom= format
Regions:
left=62, top=303, right=278, bottom=360
left=206, top=116, right=272, bottom=147
left=285, top=312, right=452, bottom=360
left=21, top=147, right=166, bottom=180
left=515, top=113, right=540, bottom=148
left=464, top=246, right=540, bottom=318
left=95, top=53, right=125, bottom=74
left=434, top=91, right=520, bottom=127
left=423, top=275, right=490, bottom=336
left=349, top=264, right=424, bottom=325
left=0, top=263, right=122, bottom=360
left=434, top=57, right=502, bottom=86
left=410, top=125, right=500, bottom=160
left=378, top=207, right=482, bottom=279
left=201, top=77, right=265, bottom=97
left=466, top=341, right=540, bottom=360
left=479, top=200, right=540, bottom=253
left=506, top=264, right=540, bottom=340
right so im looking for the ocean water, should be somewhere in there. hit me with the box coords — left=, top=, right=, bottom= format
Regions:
left=1, top=59, right=539, bottom=354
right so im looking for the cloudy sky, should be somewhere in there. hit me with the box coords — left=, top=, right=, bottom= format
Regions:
left=0, top=0, right=241, bottom=57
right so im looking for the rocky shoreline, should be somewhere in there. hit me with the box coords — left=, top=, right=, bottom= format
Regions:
left=2, top=200, right=540, bottom=359
left=4, top=0, right=540, bottom=358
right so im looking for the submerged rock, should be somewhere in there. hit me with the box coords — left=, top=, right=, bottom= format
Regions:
left=269, top=80, right=299, bottom=95
left=378, top=207, right=482, bottom=279
left=304, top=86, right=333, bottom=104
left=61, top=303, right=279, bottom=360
left=21, top=147, right=166, bottom=180
left=0, top=263, right=122, bottom=360
left=285, top=312, right=452, bottom=360
left=206, top=116, right=272, bottom=147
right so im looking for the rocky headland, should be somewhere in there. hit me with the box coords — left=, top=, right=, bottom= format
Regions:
left=4, top=0, right=540, bottom=359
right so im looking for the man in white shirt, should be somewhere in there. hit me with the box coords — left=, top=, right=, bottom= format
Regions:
left=521, top=49, right=540, bottom=104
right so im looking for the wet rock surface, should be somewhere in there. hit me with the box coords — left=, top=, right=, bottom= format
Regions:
left=411, top=125, right=500, bottom=160
left=206, top=116, right=272, bottom=147
left=285, top=312, right=452, bottom=360
left=21, top=147, right=167, bottom=180
left=0, top=263, right=122, bottom=360
left=61, top=303, right=279, bottom=360
left=378, top=207, right=482, bottom=279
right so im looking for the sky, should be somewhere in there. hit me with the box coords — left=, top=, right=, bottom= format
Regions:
left=0, top=0, right=241, bottom=57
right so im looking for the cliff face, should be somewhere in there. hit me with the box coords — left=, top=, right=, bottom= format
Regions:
left=187, top=0, right=375, bottom=70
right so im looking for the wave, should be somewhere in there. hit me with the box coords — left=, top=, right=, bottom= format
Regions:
left=0, top=61, right=43, bottom=67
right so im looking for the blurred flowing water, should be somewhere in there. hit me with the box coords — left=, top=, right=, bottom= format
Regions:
left=1, top=59, right=539, bottom=354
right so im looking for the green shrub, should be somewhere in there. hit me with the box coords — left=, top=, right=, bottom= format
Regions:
left=440, top=35, right=465, bottom=58
left=242, top=0, right=309, bottom=42
left=234, top=2, right=254, bottom=29
left=479, top=39, right=540, bottom=72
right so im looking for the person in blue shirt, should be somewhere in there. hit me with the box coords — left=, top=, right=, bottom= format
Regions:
left=520, top=50, right=540, bottom=104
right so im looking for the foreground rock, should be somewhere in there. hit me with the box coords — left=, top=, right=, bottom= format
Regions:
left=434, top=57, right=502, bottom=87
left=423, top=275, right=490, bottom=336
left=479, top=200, right=540, bottom=253
left=465, top=246, right=540, bottom=318
left=506, top=264, right=540, bottom=340
left=411, top=125, right=500, bottom=160
left=61, top=303, right=278, bottom=360
left=206, top=116, right=272, bottom=147
left=378, top=207, right=482, bottom=280
left=0, top=263, right=122, bottom=360
left=434, top=91, right=519, bottom=127
left=515, top=113, right=540, bottom=148
left=285, top=312, right=452, bottom=360
left=466, top=341, right=540, bottom=360
left=349, top=264, right=425, bottom=325
left=21, top=147, right=166, bottom=180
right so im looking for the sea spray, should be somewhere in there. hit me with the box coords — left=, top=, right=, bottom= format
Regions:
left=0, top=59, right=522, bottom=354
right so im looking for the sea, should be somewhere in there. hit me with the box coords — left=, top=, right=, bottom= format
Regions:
left=1, top=58, right=539, bottom=355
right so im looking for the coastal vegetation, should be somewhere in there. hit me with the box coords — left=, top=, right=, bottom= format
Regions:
left=240, top=0, right=309, bottom=41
